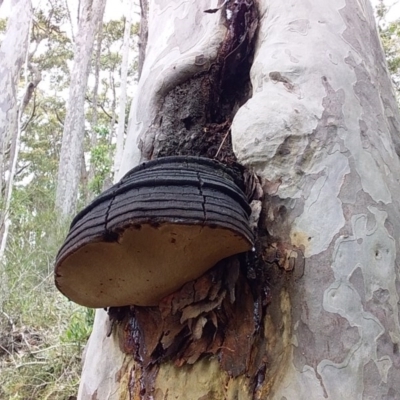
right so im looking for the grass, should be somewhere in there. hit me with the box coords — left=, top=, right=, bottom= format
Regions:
left=0, top=205, right=94, bottom=400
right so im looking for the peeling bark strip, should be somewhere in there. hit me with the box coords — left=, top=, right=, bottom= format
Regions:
left=117, top=255, right=269, bottom=398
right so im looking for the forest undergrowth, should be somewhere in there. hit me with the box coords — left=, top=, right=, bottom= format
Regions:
left=0, top=3, right=134, bottom=397
left=0, top=196, right=94, bottom=399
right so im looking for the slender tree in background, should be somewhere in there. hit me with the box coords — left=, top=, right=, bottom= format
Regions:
left=0, top=0, right=32, bottom=308
left=0, top=0, right=32, bottom=186
left=0, top=15, right=38, bottom=260
left=85, top=17, right=136, bottom=196
left=55, top=0, right=106, bottom=216
left=113, top=0, right=134, bottom=182
left=79, top=0, right=400, bottom=399
left=83, top=16, right=104, bottom=201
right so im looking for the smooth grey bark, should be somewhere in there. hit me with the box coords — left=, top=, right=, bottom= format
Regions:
left=78, top=0, right=400, bottom=399
left=55, top=0, right=106, bottom=216
left=232, top=0, right=400, bottom=397
left=137, top=0, right=148, bottom=78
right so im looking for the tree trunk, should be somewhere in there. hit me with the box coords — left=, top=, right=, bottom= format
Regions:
left=113, top=0, right=134, bottom=182
left=0, top=0, right=32, bottom=310
left=0, top=0, right=32, bottom=247
left=55, top=0, right=106, bottom=217
left=0, top=39, right=41, bottom=261
left=85, top=17, right=104, bottom=201
left=78, top=0, right=400, bottom=399
left=0, top=0, right=32, bottom=161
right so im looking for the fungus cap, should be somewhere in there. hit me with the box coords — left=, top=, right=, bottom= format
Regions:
left=54, top=157, right=253, bottom=307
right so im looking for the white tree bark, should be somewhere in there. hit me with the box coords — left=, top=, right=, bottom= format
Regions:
left=0, top=0, right=32, bottom=153
left=232, top=0, right=400, bottom=397
left=78, top=0, right=400, bottom=398
left=85, top=17, right=103, bottom=200
left=0, top=0, right=32, bottom=312
left=0, top=0, right=32, bottom=233
left=113, top=0, right=134, bottom=182
left=55, top=0, right=107, bottom=216
left=0, top=10, right=34, bottom=260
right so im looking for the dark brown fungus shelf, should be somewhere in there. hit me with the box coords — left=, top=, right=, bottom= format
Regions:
left=54, top=156, right=254, bottom=308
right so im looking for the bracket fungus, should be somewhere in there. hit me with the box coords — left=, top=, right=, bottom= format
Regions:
left=55, top=156, right=254, bottom=308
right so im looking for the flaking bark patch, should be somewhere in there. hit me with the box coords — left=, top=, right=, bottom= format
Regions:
left=119, top=254, right=270, bottom=398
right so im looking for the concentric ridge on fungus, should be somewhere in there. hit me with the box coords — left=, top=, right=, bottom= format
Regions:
left=54, top=156, right=254, bottom=308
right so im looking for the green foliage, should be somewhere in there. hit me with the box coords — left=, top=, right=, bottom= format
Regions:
left=31, top=2, right=74, bottom=90
left=103, top=19, right=125, bottom=45
left=0, top=187, right=94, bottom=400
left=0, top=18, right=7, bottom=33
left=89, top=126, right=115, bottom=194
left=377, top=1, right=400, bottom=95
left=62, top=308, right=95, bottom=346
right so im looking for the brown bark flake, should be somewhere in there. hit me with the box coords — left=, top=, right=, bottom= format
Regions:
left=119, top=254, right=269, bottom=399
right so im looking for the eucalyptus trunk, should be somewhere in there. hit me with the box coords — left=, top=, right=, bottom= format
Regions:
left=85, top=18, right=104, bottom=201
left=113, top=0, right=134, bottom=182
left=0, top=0, right=32, bottom=169
left=0, top=0, right=31, bottom=311
left=78, top=0, right=400, bottom=398
left=0, top=18, right=39, bottom=261
left=55, top=0, right=107, bottom=216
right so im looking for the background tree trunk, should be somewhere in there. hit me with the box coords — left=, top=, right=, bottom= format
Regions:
left=85, top=17, right=104, bottom=201
left=0, top=0, right=32, bottom=310
left=78, top=0, right=400, bottom=399
left=113, top=0, right=134, bottom=182
left=0, top=0, right=32, bottom=161
left=55, top=0, right=106, bottom=217
left=0, top=22, right=40, bottom=261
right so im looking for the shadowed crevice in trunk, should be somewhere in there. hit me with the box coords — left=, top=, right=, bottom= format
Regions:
left=150, top=0, right=258, bottom=166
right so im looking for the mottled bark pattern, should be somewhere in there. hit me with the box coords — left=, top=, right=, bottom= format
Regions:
left=232, top=0, right=400, bottom=398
